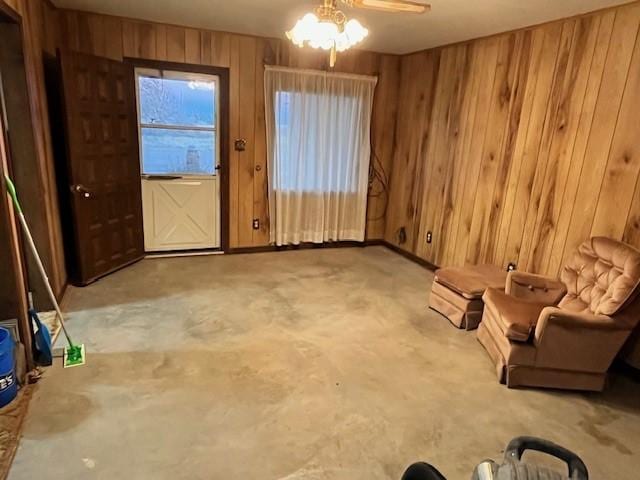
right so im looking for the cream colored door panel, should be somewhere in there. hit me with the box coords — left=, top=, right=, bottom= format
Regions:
left=142, top=178, right=219, bottom=251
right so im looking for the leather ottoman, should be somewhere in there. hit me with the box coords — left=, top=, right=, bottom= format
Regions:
left=429, top=264, right=507, bottom=330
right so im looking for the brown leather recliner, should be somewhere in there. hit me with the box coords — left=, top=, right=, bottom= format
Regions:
left=477, top=237, right=640, bottom=391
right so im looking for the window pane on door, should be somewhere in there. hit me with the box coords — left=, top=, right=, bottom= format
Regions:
left=138, top=76, right=216, bottom=127
left=141, top=128, right=216, bottom=175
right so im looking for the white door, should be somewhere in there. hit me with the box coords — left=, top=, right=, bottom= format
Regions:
left=135, top=68, right=220, bottom=252
left=141, top=177, right=219, bottom=251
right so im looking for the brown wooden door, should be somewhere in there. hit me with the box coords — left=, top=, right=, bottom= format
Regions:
left=59, top=50, right=144, bottom=285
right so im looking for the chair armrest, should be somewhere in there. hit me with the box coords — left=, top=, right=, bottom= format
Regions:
left=506, top=271, right=566, bottom=304
left=533, top=307, right=632, bottom=372
left=535, top=307, right=626, bottom=338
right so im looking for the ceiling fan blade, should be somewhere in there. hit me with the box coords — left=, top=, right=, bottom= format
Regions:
left=350, top=0, right=430, bottom=14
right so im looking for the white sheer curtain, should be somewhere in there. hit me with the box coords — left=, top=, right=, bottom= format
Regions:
left=264, top=66, right=377, bottom=246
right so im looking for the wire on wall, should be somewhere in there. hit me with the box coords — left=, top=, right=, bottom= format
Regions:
left=367, top=145, right=389, bottom=223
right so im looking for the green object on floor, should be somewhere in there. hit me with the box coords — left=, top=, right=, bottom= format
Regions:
left=63, top=344, right=86, bottom=368
left=5, top=174, right=86, bottom=368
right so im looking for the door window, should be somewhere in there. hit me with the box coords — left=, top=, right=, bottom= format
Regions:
left=135, top=69, right=218, bottom=176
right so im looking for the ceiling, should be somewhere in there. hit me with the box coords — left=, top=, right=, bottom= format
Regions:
left=52, top=0, right=634, bottom=54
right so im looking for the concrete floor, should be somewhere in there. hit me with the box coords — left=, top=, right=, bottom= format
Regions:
left=8, top=247, right=640, bottom=479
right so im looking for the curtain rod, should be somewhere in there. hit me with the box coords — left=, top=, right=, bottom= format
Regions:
left=264, top=65, right=378, bottom=83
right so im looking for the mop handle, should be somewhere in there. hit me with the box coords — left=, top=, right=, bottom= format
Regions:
left=4, top=175, right=75, bottom=347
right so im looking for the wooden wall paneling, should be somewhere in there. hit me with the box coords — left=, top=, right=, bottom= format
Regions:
left=155, top=24, right=167, bottom=61
left=411, top=51, right=441, bottom=254
left=184, top=28, right=201, bottom=64
left=513, top=21, right=574, bottom=272
left=0, top=103, right=33, bottom=368
left=482, top=30, right=533, bottom=267
left=491, top=27, right=547, bottom=267
left=367, top=54, right=400, bottom=240
left=1, top=0, right=66, bottom=300
left=237, top=36, right=257, bottom=247
left=623, top=175, right=640, bottom=246
left=166, top=25, right=186, bottom=63
left=253, top=38, right=269, bottom=245
left=122, top=19, right=136, bottom=58
left=135, top=21, right=156, bottom=59
left=385, top=2, right=640, bottom=273
left=590, top=28, right=640, bottom=239
left=440, top=41, right=486, bottom=266
left=524, top=17, right=601, bottom=274
left=200, top=30, right=212, bottom=65
left=24, top=0, right=66, bottom=293
left=228, top=34, right=240, bottom=247
left=211, top=32, right=231, bottom=68
left=88, top=14, right=106, bottom=56
left=560, top=4, right=640, bottom=268
left=60, top=9, right=79, bottom=51
left=471, top=32, right=527, bottom=265
left=383, top=55, right=415, bottom=246
left=384, top=51, right=439, bottom=250
left=103, top=15, right=123, bottom=60
left=464, top=33, right=522, bottom=265
left=416, top=44, right=468, bottom=263
left=75, top=12, right=102, bottom=55
left=288, top=43, right=326, bottom=70
left=499, top=23, right=563, bottom=269
left=546, top=10, right=616, bottom=276
left=42, top=0, right=60, bottom=55
left=403, top=51, right=439, bottom=253
left=414, top=45, right=453, bottom=260
left=449, top=38, right=500, bottom=267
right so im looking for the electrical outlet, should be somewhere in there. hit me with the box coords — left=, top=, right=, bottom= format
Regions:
left=507, top=262, right=517, bottom=272
left=252, top=219, right=260, bottom=230
left=426, top=231, right=433, bottom=244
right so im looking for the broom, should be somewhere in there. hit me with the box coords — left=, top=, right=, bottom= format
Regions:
left=4, top=175, right=85, bottom=368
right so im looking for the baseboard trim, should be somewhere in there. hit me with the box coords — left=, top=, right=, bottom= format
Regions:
left=225, top=238, right=438, bottom=271
left=380, top=241, right=438, bottom=271
left=227, top=240, right=383, bottom=255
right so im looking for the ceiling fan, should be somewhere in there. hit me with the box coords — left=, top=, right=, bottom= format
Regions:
left=343, top=0, right=429, bottom=14
left=286, top=0, right=430, bottom=66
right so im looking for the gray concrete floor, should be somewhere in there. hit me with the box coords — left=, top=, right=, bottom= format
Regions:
left=9, top=247, right=640, bottom=479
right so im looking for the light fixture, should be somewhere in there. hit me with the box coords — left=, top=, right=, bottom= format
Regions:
left=286, top=0, right=369, bottom=67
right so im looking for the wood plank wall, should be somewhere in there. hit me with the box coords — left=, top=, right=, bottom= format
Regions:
left=52, top=9, right=400, bottom=247
left=385, top=1, right=640, bottom=277
left=1, top=0, right=66, bottom=296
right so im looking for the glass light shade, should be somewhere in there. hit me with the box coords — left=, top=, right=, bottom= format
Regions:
left=286, top=13, right=368, bottom=53
left=286, top=13, right=320, bottom=48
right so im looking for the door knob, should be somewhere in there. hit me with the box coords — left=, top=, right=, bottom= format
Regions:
left=72, top=184, right=92, bottom=198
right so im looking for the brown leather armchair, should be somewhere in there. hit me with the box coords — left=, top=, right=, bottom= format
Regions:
left=477, top=237, right=640, bottom=391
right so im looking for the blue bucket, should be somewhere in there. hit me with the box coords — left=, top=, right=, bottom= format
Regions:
left=0, top=328, right=17, bottom=408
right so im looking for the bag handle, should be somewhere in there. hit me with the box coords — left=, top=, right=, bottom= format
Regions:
left=504, top=436, right=588, bottom=480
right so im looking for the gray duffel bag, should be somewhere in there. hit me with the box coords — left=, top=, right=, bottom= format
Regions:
left=471, top=436, right=588, bottom=480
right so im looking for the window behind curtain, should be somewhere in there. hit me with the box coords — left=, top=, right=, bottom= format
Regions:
left=274, top=90, right=363, bottom=193
left=265, top=67, right=377, bottom=246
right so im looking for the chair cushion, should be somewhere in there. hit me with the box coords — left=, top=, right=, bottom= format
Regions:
left=435, top=264, right=507, bottom=300
left=560, top=237, right=640, bottom=315
left=483, top=287, right=548, bottom=342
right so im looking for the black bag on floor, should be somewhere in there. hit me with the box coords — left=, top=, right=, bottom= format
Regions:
left=402, top=436, right=588, bottom=480
left=471, top=437, right=588, bottom=480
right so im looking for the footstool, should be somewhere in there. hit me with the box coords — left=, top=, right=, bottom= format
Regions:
left=429, top=264, right=507, bottom=330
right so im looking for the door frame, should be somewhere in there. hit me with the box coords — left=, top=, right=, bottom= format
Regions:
left=0, top=0, right=34, bottom=369
left=124, top=58, right=230, bottom=253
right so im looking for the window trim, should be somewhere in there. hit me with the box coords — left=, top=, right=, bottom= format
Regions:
left=134, top=67, right=220, bottom=177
